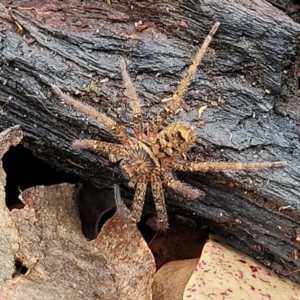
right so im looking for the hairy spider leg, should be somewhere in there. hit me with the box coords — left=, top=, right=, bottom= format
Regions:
left=72, top=139, right=127, bottom=157
left=151, top=174, right=168, bottom=229
left=128, top=176, right=138, bottom=188
left=130, top=180, right=148, bottom=223
left=52, top=85, right=130, bottom=145
left=120, top=59, right=144, bottom=140
left=147, top=22, right=220, bottom=139
left=162, top=173, right=205, bottom=199
left=173, top=161, right=287, bottom=172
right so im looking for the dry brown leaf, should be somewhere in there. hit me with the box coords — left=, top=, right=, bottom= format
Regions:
left=0, top=126, right=118, bottom=299
left=7, top=184, right=118, bottom=299
left=184, top=236, right=300, bottom=299
left=95, top=184, right=156, bottom=300
left=153, top=258, right=198, bottom=300
left=0, top=126, right=24, bottom=287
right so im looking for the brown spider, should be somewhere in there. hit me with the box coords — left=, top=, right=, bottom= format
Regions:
left=52, top=22, right=286, bottom=229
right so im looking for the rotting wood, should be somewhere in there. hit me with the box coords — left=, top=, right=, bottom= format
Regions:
left=0, top=0, right=300, bottom=283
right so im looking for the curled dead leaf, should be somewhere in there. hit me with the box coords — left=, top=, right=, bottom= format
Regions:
left=95, top=184, right=156, bottom=300
left=153, top=259, right=197, bottom=300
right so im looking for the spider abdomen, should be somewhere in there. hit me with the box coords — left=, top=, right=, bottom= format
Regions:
left=120, top=142, right=159, bottom=178
left=151, top=123, right=196, bottom=159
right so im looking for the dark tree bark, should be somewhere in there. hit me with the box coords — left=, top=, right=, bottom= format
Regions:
left=1, top=0, right=300, bottom=283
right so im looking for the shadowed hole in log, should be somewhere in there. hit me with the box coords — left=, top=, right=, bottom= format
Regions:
left=12, top=258, right=28, bottom=277
left=1, top=144, right=119, bottom=240
left=2, top=144, right=77, bottom=209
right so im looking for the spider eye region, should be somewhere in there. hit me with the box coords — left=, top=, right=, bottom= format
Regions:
left=152, top=122, right=196, bottom=158
left=120, top=143, right=157, bottom=177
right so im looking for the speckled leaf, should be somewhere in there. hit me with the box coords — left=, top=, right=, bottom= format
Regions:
left=95, top=185, right=155, bottom=300
left=183, top=236, right=300, bottom=299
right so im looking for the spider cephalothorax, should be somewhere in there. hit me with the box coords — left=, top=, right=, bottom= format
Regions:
left=52, top=22, right=286, bottom=229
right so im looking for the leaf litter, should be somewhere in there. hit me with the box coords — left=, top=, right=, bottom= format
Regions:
left=1, top=125, right=300, bottom=300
